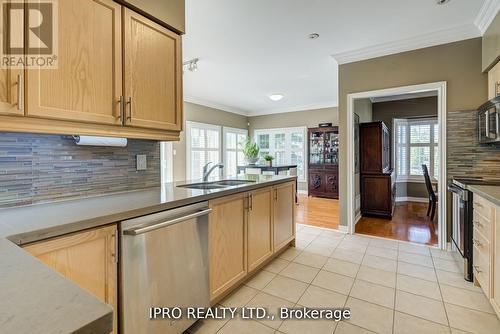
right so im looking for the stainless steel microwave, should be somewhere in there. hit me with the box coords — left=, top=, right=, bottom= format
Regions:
left=478, top=96, right=500, bottom=144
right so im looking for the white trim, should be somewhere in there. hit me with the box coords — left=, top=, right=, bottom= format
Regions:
left=338, top=225, right=349, bottom=233
left=184, top=96, right=250, bottom=116
left=354, top=212, right=362, bottom=226
left=186, top=121, right=223, bottom=180
left=396, top=197, right=428, bottom=203
left=332, top=23, right=480, bottom=65
left=475, top=0, right=500, bottom=35
left=297, top=190, right=308, bottom=195
left=346, top=81, right=447, bottom=250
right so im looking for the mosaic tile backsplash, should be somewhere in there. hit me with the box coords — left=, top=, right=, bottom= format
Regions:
left=447, top=110, right=500, bottom=181
left=0, top=132, right=160, bottom=208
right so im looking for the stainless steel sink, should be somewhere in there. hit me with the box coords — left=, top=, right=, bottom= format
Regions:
left=178, top=183, right=227, bottom=190
left=212, top=180, right=256, bottom=186
left=178, top=180, right=255, bottom=190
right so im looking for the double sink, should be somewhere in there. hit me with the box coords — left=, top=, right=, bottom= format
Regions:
left=178, top=180, right=256, bottom=190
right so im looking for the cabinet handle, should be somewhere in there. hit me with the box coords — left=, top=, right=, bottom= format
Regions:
left=118, top=96, right=124, bottom=121
left=249, top=194, right=253, bottom=211
left=16, top=74, right=23, bottom=111
left=496, top=82, right=500, bottom=97
left=127, top=96, right=133, bottom=121
left=274, top=189, right=278, bottom=202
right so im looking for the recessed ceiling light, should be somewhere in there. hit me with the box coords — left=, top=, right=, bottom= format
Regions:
left=269, top=94, right=284, bottom=101
left=308, top=33, right=320, bottom=39
left=436, top=0, right=450, bottom=5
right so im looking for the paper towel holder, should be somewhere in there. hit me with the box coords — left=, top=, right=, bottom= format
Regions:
left=71, top=135, right=128, bottom=147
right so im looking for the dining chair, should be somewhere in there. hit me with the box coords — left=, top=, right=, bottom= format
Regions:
left=422, top=164, right=437, bottom=221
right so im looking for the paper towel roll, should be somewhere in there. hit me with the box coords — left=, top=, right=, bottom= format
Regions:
left=74, top=136, right=128, bottom=147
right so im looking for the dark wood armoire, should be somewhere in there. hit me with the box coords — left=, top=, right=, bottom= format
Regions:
left=308, top=126, right=339, bottom=199
left=359, top=121, right=396, bottom=219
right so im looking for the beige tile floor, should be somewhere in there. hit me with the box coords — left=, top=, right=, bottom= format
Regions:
left=187, top=224, right=500, bottom=334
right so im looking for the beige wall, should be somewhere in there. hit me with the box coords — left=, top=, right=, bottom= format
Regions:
left=172, top=102, right=248, bottom=181
left=482, top=10, right=500, bottom=71
left=248, top=107, right=338, bottom=191
left=248, top=107, right=338, bottom=135
left=338, top=38, right=487, bottom=227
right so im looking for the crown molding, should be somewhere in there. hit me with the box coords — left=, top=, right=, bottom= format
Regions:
left=248, top=101, right=338, bottom=117
left=183, top=96, right=250, bottom=116
left=370, top=91, right=437, bottom=103
left=475, top=0, right=500, bottom=34
left=331, top=23, right=481, bottom=65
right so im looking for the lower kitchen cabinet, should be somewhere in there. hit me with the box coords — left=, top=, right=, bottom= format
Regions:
left=472, top=194, right=500, bottom=318
left=23, top=225, right=118, bottom=334
left=247, top=187, right=273, bottom=272
left=208, top=193, right=247, bottom=302
left=208, top=181, right=296, bottom=304
left=273, top=182, right=296, bottom=252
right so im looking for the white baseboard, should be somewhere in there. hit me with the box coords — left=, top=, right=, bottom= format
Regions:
left=396, top=196, right=428, bottom=203
left=338, top=225, right=349, bottom=233
left=354, top=213, right=362, bottom=226
left=297, top=190, right=308, bottom=195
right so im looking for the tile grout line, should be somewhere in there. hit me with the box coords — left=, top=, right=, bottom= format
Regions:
left=430, top=251, right=452, bottom=330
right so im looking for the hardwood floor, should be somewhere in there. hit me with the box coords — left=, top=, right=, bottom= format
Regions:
left=355, top=202, right=438, bottom=246
left=296, top=194, right=339, bottom=230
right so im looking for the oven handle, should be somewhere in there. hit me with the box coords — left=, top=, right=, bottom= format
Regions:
left=123, top=208, right=212, bottom=236
left=447, top=184, right=468, bottom=200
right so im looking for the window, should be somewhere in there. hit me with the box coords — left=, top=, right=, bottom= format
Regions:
left=223, top=127, right=248, bottom=177
left=186, top=121, right=222, bottom=180
left=254, top=127, right=307, bottom=181
left=394, top=118, right=439, bottom=181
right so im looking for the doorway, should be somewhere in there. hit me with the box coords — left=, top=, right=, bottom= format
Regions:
left=346, top=82, right=447, bottom=249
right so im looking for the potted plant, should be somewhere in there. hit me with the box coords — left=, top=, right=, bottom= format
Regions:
left=241, top=139, right=260, bottom=165
left=264, top=154, right=274, bottom=167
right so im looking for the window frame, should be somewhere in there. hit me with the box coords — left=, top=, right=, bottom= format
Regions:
left=254, top=126, right=307, bottom=182
left=394, top=117, right=438, bottom=183
left=186, top=121, right=222, bottom=180
left=222, top=126, right=249, bottom=177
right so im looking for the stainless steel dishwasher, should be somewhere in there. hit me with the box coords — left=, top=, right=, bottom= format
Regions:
left=120, top=202, right=211, bottom=334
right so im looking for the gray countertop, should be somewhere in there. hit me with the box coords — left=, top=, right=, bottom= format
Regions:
left=0, top=174, right=295, bottom=334
left=467, top=185, right=500, bottom=207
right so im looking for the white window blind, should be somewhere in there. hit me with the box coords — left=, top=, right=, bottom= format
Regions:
left=186, top=121, right=222, bottom=180
left=223, top=127, right=248, bottom=177
left=254, top=127, right=307, bottom=181
left=394, top=118, right=439, bottom=181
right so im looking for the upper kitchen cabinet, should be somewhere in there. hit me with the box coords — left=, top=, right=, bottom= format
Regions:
left=123, top=9, right=183, bottom=131
left=0, top=67, right=23, bottom=116
left=118, top=0, right=185, bottom=34
left=26, top=0, right=123, bottom=125
left=488, top=61, right=500, bottom=99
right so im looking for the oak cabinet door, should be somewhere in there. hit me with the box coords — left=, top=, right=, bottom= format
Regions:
left=24, top=225, right=118, bottom=334
left=273, top=181, right=295, bottom=252
left=208, top=193, right=247, bottom=302
left=488, top=61, right=500, bottom=100
left=0, top=0, right=24, bottom=116
left=247, top=187, right=273, bottom=272
left=123, top=8, right=182, bottom=131
left=26, top=0, right=123, bottom=125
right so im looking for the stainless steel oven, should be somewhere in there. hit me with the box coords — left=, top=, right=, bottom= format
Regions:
left=448, top=181, right=473, bottom=281
left=478, top=96, right=500, bottom=144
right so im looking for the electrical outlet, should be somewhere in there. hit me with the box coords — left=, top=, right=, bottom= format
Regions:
left=136, top=154, right=147, bottom=171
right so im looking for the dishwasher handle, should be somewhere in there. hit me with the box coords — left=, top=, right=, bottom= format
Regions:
left=123, top=208, right=212, bottom=236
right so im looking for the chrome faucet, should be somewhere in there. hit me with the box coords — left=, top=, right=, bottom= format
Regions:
left=202, top=162, right=224, bottom=181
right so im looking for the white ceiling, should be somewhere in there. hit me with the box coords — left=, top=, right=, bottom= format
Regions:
left=182, top=0, right=497, bottom=116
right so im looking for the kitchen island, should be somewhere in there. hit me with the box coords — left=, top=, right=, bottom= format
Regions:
left=0, top=174, right=296, bottom=334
